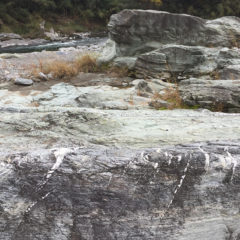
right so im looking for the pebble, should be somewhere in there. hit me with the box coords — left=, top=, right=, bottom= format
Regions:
left=14, top=77, right=33, bottom=86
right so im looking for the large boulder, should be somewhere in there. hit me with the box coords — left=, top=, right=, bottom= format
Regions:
left=108, top=10, right=240, bottom=56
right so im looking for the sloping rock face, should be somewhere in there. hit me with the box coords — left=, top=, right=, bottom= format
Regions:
left=1, top=142, right=240, bottom=239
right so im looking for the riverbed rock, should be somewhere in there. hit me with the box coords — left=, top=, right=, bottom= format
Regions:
left=179, top=78, right=240, bottom=112
left=1, top=18, right=240, bottom=239
left=0, top=141, right=240, bottom=239
left=0, top=68, right=240, bottom=240
left=14, top=78, right=33, bottom=86
left=97, top=10, right=240, bottom=111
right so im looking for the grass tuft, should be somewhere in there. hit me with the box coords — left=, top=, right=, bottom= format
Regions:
left=74, top=53, right=98, bottom=73
left=158, top=87, right=183, bottom=109
left=30, top=53, right=99, bottom=79
left=29, top=52, right=133, bottom=80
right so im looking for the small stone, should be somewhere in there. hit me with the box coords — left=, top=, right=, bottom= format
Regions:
left=135, top=80, right=153, bottom=93
left=38, top=72, right=49, bottom=81
left=14, top=78, right=33, bottom=86
left=47, top=73, right=54, bottom=80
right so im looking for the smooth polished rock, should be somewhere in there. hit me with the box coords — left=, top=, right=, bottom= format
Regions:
left=14, top=78, right=33, bottom=86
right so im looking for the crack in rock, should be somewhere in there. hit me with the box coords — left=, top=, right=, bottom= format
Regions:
left=26, top=148, right=73, bottom=215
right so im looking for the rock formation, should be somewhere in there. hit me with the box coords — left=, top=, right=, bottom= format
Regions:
left=1, top=10, right=240, bottom=240
left=108, top=10, right=240, bottom=53
left=1, top=142, right=240, bottom=240
left=98, top=10, right=240, bottom=111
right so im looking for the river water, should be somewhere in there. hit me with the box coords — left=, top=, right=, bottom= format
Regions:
left=0, top=36, right=107, bottom=54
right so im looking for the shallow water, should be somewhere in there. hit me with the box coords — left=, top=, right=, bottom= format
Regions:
left=0, top=36, right=107, bottom=54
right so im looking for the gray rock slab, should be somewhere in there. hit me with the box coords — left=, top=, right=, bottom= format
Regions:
left=0, top=106, right=240, bottom=150
left=135, top=45, right=218, bottom=76
left=0, top=141, right=240, bottom=239
left=179, top=78, right=240, bottom=112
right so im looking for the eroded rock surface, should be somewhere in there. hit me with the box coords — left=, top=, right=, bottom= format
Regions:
left=0, top=75, right=240, bottom=239
left=0, top=81, right=240, bottom=150
left=1, top=142, right=240, bottom=239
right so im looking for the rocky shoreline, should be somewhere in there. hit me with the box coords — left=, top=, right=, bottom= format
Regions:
left=0, top=10, right=240, bottom=240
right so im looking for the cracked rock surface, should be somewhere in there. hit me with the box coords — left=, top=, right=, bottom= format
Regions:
left=1, top=142, right=240, bottom=239
left=0, top=76, right=240, bottom=239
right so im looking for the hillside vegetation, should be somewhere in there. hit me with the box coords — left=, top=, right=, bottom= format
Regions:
left=0, top=0, right=239, bottom=37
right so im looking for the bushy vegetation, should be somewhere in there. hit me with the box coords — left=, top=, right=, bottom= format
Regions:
left=0, top=0, right=239, bottom=36
left=161, top=0, right=240, bottom=19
